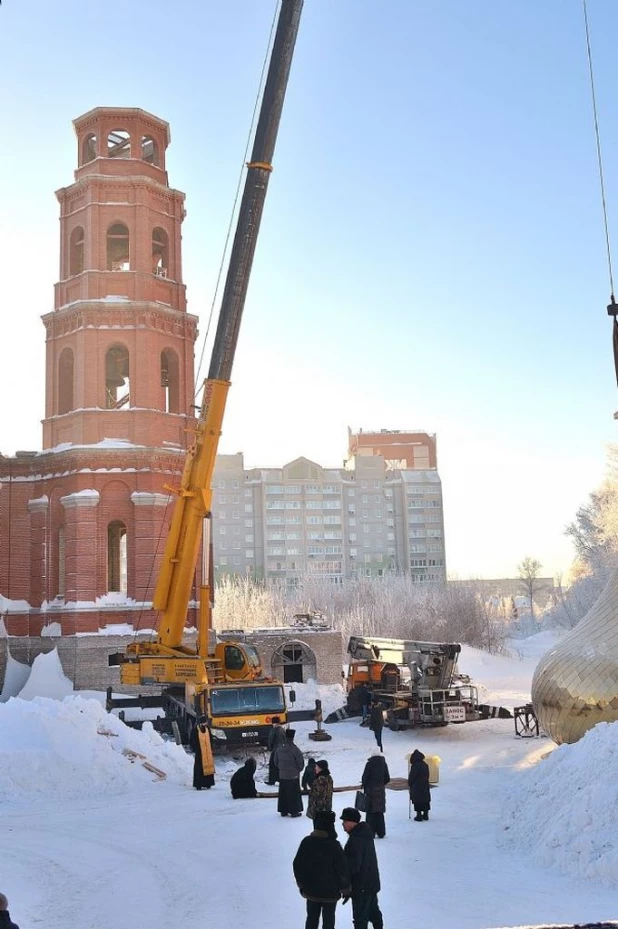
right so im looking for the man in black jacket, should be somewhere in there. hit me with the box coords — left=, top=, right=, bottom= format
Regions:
left=0, top=892, right=20, bottom=929
left=266, top=716, right=286, bottom=785
left=230, top=757, right=258, bottom=799
left=293, top=811, right=351, bottom=929
left=340, top=808, right=384, bottom=929
left=369, top=702, right=384, bottom=752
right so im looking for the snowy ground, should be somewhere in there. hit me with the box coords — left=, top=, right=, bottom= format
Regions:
left=1, top=632, right=618, bottom=929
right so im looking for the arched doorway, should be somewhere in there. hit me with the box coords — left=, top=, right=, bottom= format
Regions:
left=271, top=640, right=317, bottom=684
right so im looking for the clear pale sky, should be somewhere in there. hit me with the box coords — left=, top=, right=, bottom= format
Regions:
left=2, top=0, right=618, bottom=580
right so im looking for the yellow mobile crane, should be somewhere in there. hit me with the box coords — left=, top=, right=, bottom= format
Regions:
left=108, top=0, right=304, bottom=753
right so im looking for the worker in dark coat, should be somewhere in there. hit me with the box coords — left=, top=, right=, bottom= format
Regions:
left=361, top=748, right=390, bottom=839
left=306, top=759, right=333, bottom=821
left=0, top=892, right=20, bottom=929
left=302, top=757, right=317, bottom=792
left=359, top=683, right=372, bottom=723
left=189, top=717, right=215, bottom=790
left=266, top=716, right=286, bottom=785
left=274, top=728, right=304, bottom=816
left=369, top=701, right=384, bottom=752
left=230, top=757, right=258, bottom=799
left=340, top=808, right=383, bottom=929
left=293, top=810, right=351, bottom=929
left=408, top=748, right=431, bottom=821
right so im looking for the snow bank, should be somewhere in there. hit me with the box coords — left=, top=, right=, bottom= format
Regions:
left=0, top=652, right=31, bottom=702
left=285, top=680, right=345, bottom=718
left=500, top=721, right=618, bottom=885
left=17, top=648, right=74, bottom=700
left=0, top=696, right=192, bottom=804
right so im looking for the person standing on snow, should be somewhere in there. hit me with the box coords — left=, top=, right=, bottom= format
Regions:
left=306, top=759, right=334, bottom=822
left=189, top=716, right=215, bottom=790
left=340, top=808, right=384, bottom=929
left=293, top=810, right=351, bottom=929
left=230, top=757, right=258, bottom=799
left=302, top=757, right=318, bottom=792
left=274, top=728, right=305, bottom=817
left=266, top=716, right=286, bottom=785
left=358, top=683, right=372, bottom=723
left=408, top=748, right=431, bottom=821
left=369, top=701, right=384, bottom=752
left=0, top=893, right=20, bottom=929
left=361, top=748, right=390, bottom=839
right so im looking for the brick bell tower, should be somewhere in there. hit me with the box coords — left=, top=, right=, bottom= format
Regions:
left=0, top=108, right=198, bottom=635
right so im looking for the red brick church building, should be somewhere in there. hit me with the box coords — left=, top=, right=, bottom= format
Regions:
left=0, top=108, right=198, bottom=635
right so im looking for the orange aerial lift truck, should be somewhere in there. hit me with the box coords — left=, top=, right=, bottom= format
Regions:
left=108, top=0, right=304, bottom=753
left=346, top=635, right=480, bottom=729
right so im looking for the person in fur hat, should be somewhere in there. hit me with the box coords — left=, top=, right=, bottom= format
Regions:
left=306, top=758, right=334, bottom=822
left=361, top=748, right=390, bottom=839
left=293, top=810, right=350, bottom=929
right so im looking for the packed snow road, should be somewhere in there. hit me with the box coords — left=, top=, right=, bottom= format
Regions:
left=2, top=638, right=618, bottom=928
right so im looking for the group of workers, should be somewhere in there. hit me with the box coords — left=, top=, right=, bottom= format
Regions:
left=221, top=713, right=433, bottom=929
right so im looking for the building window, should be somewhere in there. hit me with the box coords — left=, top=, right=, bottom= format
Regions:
left=152, top=227, right=169, bottom=276
left=160, top=349, right=180, bottom=413
left=246, top=550, right=254, bottom=559
left=272, top=641, right=317, bottom=684
left=58, top=347, right=74, bottom=415
left=105, top=345, right=130, bottom=409
left=244, top=519, right=253, bottom=528
left=107, top=521, right=127, bottom=593
left=81, top=133, right=97, bottom=165
left=69, top=226, right=84, bottom=276
left=107, top=223, right=130, bottom=271
left=141, top=135, right=159, bottom=165
left=57, top=527, right=65, bottom=598
left=107, top=129, right=130, bottom=158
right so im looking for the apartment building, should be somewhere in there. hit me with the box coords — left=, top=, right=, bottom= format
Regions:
left=212, top=433, right=446, bottom=587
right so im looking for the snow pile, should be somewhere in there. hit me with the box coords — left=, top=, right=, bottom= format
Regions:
left=0, top=652, right=31, bottom=702
left=0, top=696, right=192, bottom=804
left=500, top=721, right=618, bottom=885
left=285, top=680, right=345, bottom=717
left=17, top=648, right=74, bottom=700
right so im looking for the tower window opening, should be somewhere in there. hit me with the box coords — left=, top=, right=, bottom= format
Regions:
left=57, top=527, right=66, bottom=598
left=81, top=133, right=97, bottom=165
left=107, top=520, right=127, bottom=594
left=142, top=135, right=159, bottom=166
left=107, top=223, right=130, bottom=271
left=160, top=348, right=180, bottom=413
left=105, top=345, right=130, bottom=409
left=152, top=227, right=169, bottom=277
left=107, top=129, right=130, bottom=158
left=69, top=226, right=84, bottom=276
left=58, top=347, right=74, bottom=414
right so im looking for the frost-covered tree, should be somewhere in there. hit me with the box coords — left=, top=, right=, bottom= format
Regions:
left=517, top=556, right=543, bottom=624
left=212, top=573, right=505, bottom=653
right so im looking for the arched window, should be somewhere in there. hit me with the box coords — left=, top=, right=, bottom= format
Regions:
left=58, top=347, right=74, bottom=414
left=105, top=345, right=130, bottom=409
left=107, top=223, right=130, bottom=271
left=107, top=520, right=127, bottom=593
left=142, top=135, right=159, bottom=166
left=271, top=641, right=317, bottom=684
left=81, top=133, right=97, bottom=165
left=107, top=129, right=130, bottom=158
left=57, top=527, right=66, bottom=598
left=69, top=226, right=84, bottom=276
left=152, top=227, right=169, bottom=277
left=160, top=348, right=179, bottom=413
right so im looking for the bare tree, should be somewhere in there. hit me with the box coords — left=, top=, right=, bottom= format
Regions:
left=517, top=556, right=542, bottom=624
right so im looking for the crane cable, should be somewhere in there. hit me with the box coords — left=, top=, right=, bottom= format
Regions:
left=582, top=0, right=618, bottom=384
left=193, top=0, right=281, bottom=396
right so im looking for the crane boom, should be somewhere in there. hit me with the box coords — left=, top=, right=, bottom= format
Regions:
left=152, top=0, right=303, bottom=650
